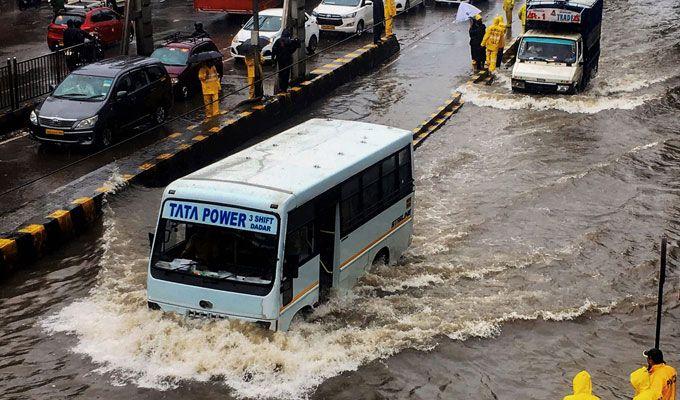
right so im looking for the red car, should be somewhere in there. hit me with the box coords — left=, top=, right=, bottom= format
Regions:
left=47, top=7, right=130, bottom=51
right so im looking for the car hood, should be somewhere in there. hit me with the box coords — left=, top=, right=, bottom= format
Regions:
left=234, top=28, right=279, bottom=44
left=38, top=96, right=103, bottom=120
left=314, top=3, right=359, bottom=15
left=512, top=61, right=577, bottom=83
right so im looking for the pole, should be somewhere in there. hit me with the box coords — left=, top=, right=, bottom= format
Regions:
left=249, top=0, right=263, bottom=98
left=120, top=0, right=133, bottom=55
left=654, top=236, right=667, bottom=349
left=291, top=0, right=305, bottom=82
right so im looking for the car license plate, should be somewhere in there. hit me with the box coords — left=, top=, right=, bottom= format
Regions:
left=45, top=128, right=64, bottom=135
left=320, top=25, right=335, bottom=30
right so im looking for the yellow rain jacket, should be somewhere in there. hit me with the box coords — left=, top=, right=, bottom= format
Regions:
left=631, top=367, right=662, bottom=400
left=481, top=16, right=506, bottom=51
left=503, top=0, right=515, bottom=12
left=650, top=364, right=677, bottom=400
left=198, top=64, right=221, bottom=95
left=563, top=371, right=601, bottom=400
left=518, top=3, right=526, bottom=28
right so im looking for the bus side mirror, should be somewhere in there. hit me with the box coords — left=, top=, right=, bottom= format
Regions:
left=283, top=255, right=300, bottom=279
left=148, top=232, right=155, bottom=249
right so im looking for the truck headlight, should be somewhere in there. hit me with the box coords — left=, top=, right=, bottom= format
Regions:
left=342, top=11, right=357, bottom=18
left=512, top=79, right=525, bottom=89
left=557, top=85, right=570, bottom=92
left=74, top=115, right=98, bottom=130
left=29, top=110, right=39, bottom=125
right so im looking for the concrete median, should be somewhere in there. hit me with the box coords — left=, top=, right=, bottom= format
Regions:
left=0, top=35, right=400, bottom=276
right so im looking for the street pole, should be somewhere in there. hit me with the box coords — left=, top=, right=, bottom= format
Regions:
left=291, top=0, right=305, bottom=82
left=654, top=236, right=667, bottom=349
left=120, top=0, right=133, bottom=55
left=249, top=0, right=264, bottom=98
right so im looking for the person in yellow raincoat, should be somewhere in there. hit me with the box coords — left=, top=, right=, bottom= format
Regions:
left=645, top=349, right=677, bottom=400
left=631, top=367, right=662, bottom=400
left=481, top=16, right=506, bottom=73
left=563, top=370, right=600, bottom=400
left=503, top=0, right=515, bottom=33
left=518, top=2, right=526, bottom=33
left=198, top=61, right=220, bottom=117
left=383, top=0, right=396, bottom=37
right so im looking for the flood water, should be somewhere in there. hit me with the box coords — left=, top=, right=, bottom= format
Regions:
left=1, top=0, right=680, bottom=398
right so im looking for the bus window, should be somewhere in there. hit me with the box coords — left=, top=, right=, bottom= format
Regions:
left=284, top=222, right=314, bottom=266
left=340, top=175, right=361, bottom=234
left=381, top=155, right=397, bottom=202
left=362, top=164, right=381, bottom=213
left=398, top=147, right=412, bottom=194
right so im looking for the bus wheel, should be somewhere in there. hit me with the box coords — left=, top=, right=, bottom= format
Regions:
left=372, top=248, right=389, bottom=266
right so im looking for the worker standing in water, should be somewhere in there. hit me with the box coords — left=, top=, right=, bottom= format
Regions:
left=372, top=0, right=385, bottom=44
left=503, top=0, right=515, bottom=37
left=630, top=367, right=662, bottom=400
left=468, top=14, right=486, bottom=72
left=384, top=0, right=396, bottom=37
left=481, top=16, right=506, bottom=76
left=198, top=61, right=221, bottom=117
left=644, top=349, right=677, bottom=400
left=563, top=370, right=601, bottom=400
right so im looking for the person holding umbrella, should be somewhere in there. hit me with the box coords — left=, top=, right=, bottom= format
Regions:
left=197, top=59, right=221, bottom=117
left=271, top=29, right=300, bottom=94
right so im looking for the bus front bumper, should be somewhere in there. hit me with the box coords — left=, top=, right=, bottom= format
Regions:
left=148, top=300, right=278, bottom=330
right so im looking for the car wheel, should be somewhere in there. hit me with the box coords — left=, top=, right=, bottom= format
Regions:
left=356, top=20, right=365, bottom=36
left=306, top=35, right=318, bottom=54
left=154, top=106, right=167, bottom=125
left=95, top=126, right=113, bottom=148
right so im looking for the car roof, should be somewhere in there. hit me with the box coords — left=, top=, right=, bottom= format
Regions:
left=259, top=7, right=283, bottom=16
left=164, top=38, right=214, bottom=50
left=73, top=56, right=162, bottom=77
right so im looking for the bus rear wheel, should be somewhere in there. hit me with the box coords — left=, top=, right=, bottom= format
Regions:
left=372, top=248, right=390, bottom=266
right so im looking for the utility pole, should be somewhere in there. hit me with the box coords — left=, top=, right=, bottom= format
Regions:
left=282, top=0, right=305, bottom=82
left=120, top=0, right=153, bottom=56
left=247, top=0, right=263, bottom=98
left=654, top=236, right=667, bottom=349
left=120, top=0, right=132, bottom=55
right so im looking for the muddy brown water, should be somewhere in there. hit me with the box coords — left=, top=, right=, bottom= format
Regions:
left=1, top=0, right=680, bottom=398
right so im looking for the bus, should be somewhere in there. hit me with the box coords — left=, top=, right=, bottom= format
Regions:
left=146, top=118, right=414, bottom=331
left=193, top=0, right=280, bottom=14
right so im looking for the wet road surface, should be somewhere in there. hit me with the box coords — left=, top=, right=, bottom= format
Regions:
left=2, top=0, right=680, bottom=399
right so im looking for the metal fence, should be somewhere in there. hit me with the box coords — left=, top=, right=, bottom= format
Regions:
left=0, top=46, right=82, bottom=113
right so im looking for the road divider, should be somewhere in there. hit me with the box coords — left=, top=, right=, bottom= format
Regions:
left=0, top=36, right=400, bottom=277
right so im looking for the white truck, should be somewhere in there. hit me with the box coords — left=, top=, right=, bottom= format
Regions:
left=511, top=0, right=603, bottom=94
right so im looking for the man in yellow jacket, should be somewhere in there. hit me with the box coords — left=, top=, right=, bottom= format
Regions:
left=503, top=0, right=515, bottom=35
left=481, top=16, right=506, bottom=73
left=563, top=370, right=601, bottom=400
left=645, top=349, right=677, bottom=400
left=631, top=367, right=662, bottom=400
left=518, top=2, right=526, bottom=33
left=198, top=61, right=221, bottom=117
left=383, top=0, right=396, bottom=37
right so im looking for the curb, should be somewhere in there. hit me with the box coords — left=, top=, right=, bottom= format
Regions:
left=0, top=35, right=401, bottom=277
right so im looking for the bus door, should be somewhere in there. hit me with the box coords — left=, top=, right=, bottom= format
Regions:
left=315, top=196, right=337, bottom=301
left=281, top=202, right=319, bottom=313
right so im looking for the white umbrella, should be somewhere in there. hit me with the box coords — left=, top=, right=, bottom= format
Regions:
left=455, top=2, right=482, bottom=22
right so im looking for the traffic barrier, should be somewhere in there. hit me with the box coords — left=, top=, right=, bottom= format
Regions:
left=0, top=35, right=401, bottom=276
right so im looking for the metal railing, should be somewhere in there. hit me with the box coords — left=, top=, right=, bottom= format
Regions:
left=1, top=46, right=84, bottom=113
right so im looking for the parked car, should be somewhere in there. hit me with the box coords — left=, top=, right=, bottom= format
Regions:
left=150, top=36, right=223, bottom=100
left=230, top=8, right=319, bottom=62
left=312, top=0, right=373, bottom=35
left=47, top=6, right=131, bottom=51
left=394, top=0, right=424, bottom=12
left=29, top=56, right=173, bottom=148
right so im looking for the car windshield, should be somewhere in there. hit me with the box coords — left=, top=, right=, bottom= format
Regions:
left=518, top=37, right=577, bottom=64
left=152, top=220, right=278, bottom=285
left=323, top=0, right=361, bottom=6
left=243, top=15, right=282, bottom=32
left=53, top=14, right=85, bottom=25
left=53, top=74, right=113, bottom=101
left=150, top=47, right=190, bottom=66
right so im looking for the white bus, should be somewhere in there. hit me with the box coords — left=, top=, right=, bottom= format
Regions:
left=147, top=118, right=414, bottom=331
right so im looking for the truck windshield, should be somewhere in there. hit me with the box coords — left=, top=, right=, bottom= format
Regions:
left=151, top=219, right=277, bottom=286
left=518, top=37, right=577, bottom=64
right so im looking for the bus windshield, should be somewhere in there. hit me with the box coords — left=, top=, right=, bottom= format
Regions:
left=518, top=37, right=577, bottom=64
left=151, top=220, right=277, bottom=285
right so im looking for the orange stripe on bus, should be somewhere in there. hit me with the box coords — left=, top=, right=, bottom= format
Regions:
left=339, top=216, right=412, bottom=271
left=280, top=281, right=319, bottom=313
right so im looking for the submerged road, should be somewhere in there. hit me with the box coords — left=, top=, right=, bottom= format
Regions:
left=1, top=0, right=680, bottom=399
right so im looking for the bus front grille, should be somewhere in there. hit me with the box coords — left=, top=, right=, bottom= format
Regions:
left=186, top=310, right=226, bottom=319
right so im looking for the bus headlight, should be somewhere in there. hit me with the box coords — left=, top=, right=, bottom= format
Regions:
left=29, top=110, right=39, bottom=125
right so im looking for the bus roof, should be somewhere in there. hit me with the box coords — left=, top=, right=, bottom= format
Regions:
left=166, top=118, right=413, bottom=211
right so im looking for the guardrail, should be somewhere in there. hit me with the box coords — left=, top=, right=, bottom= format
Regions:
left=1, top=46, right=85, bottom=113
